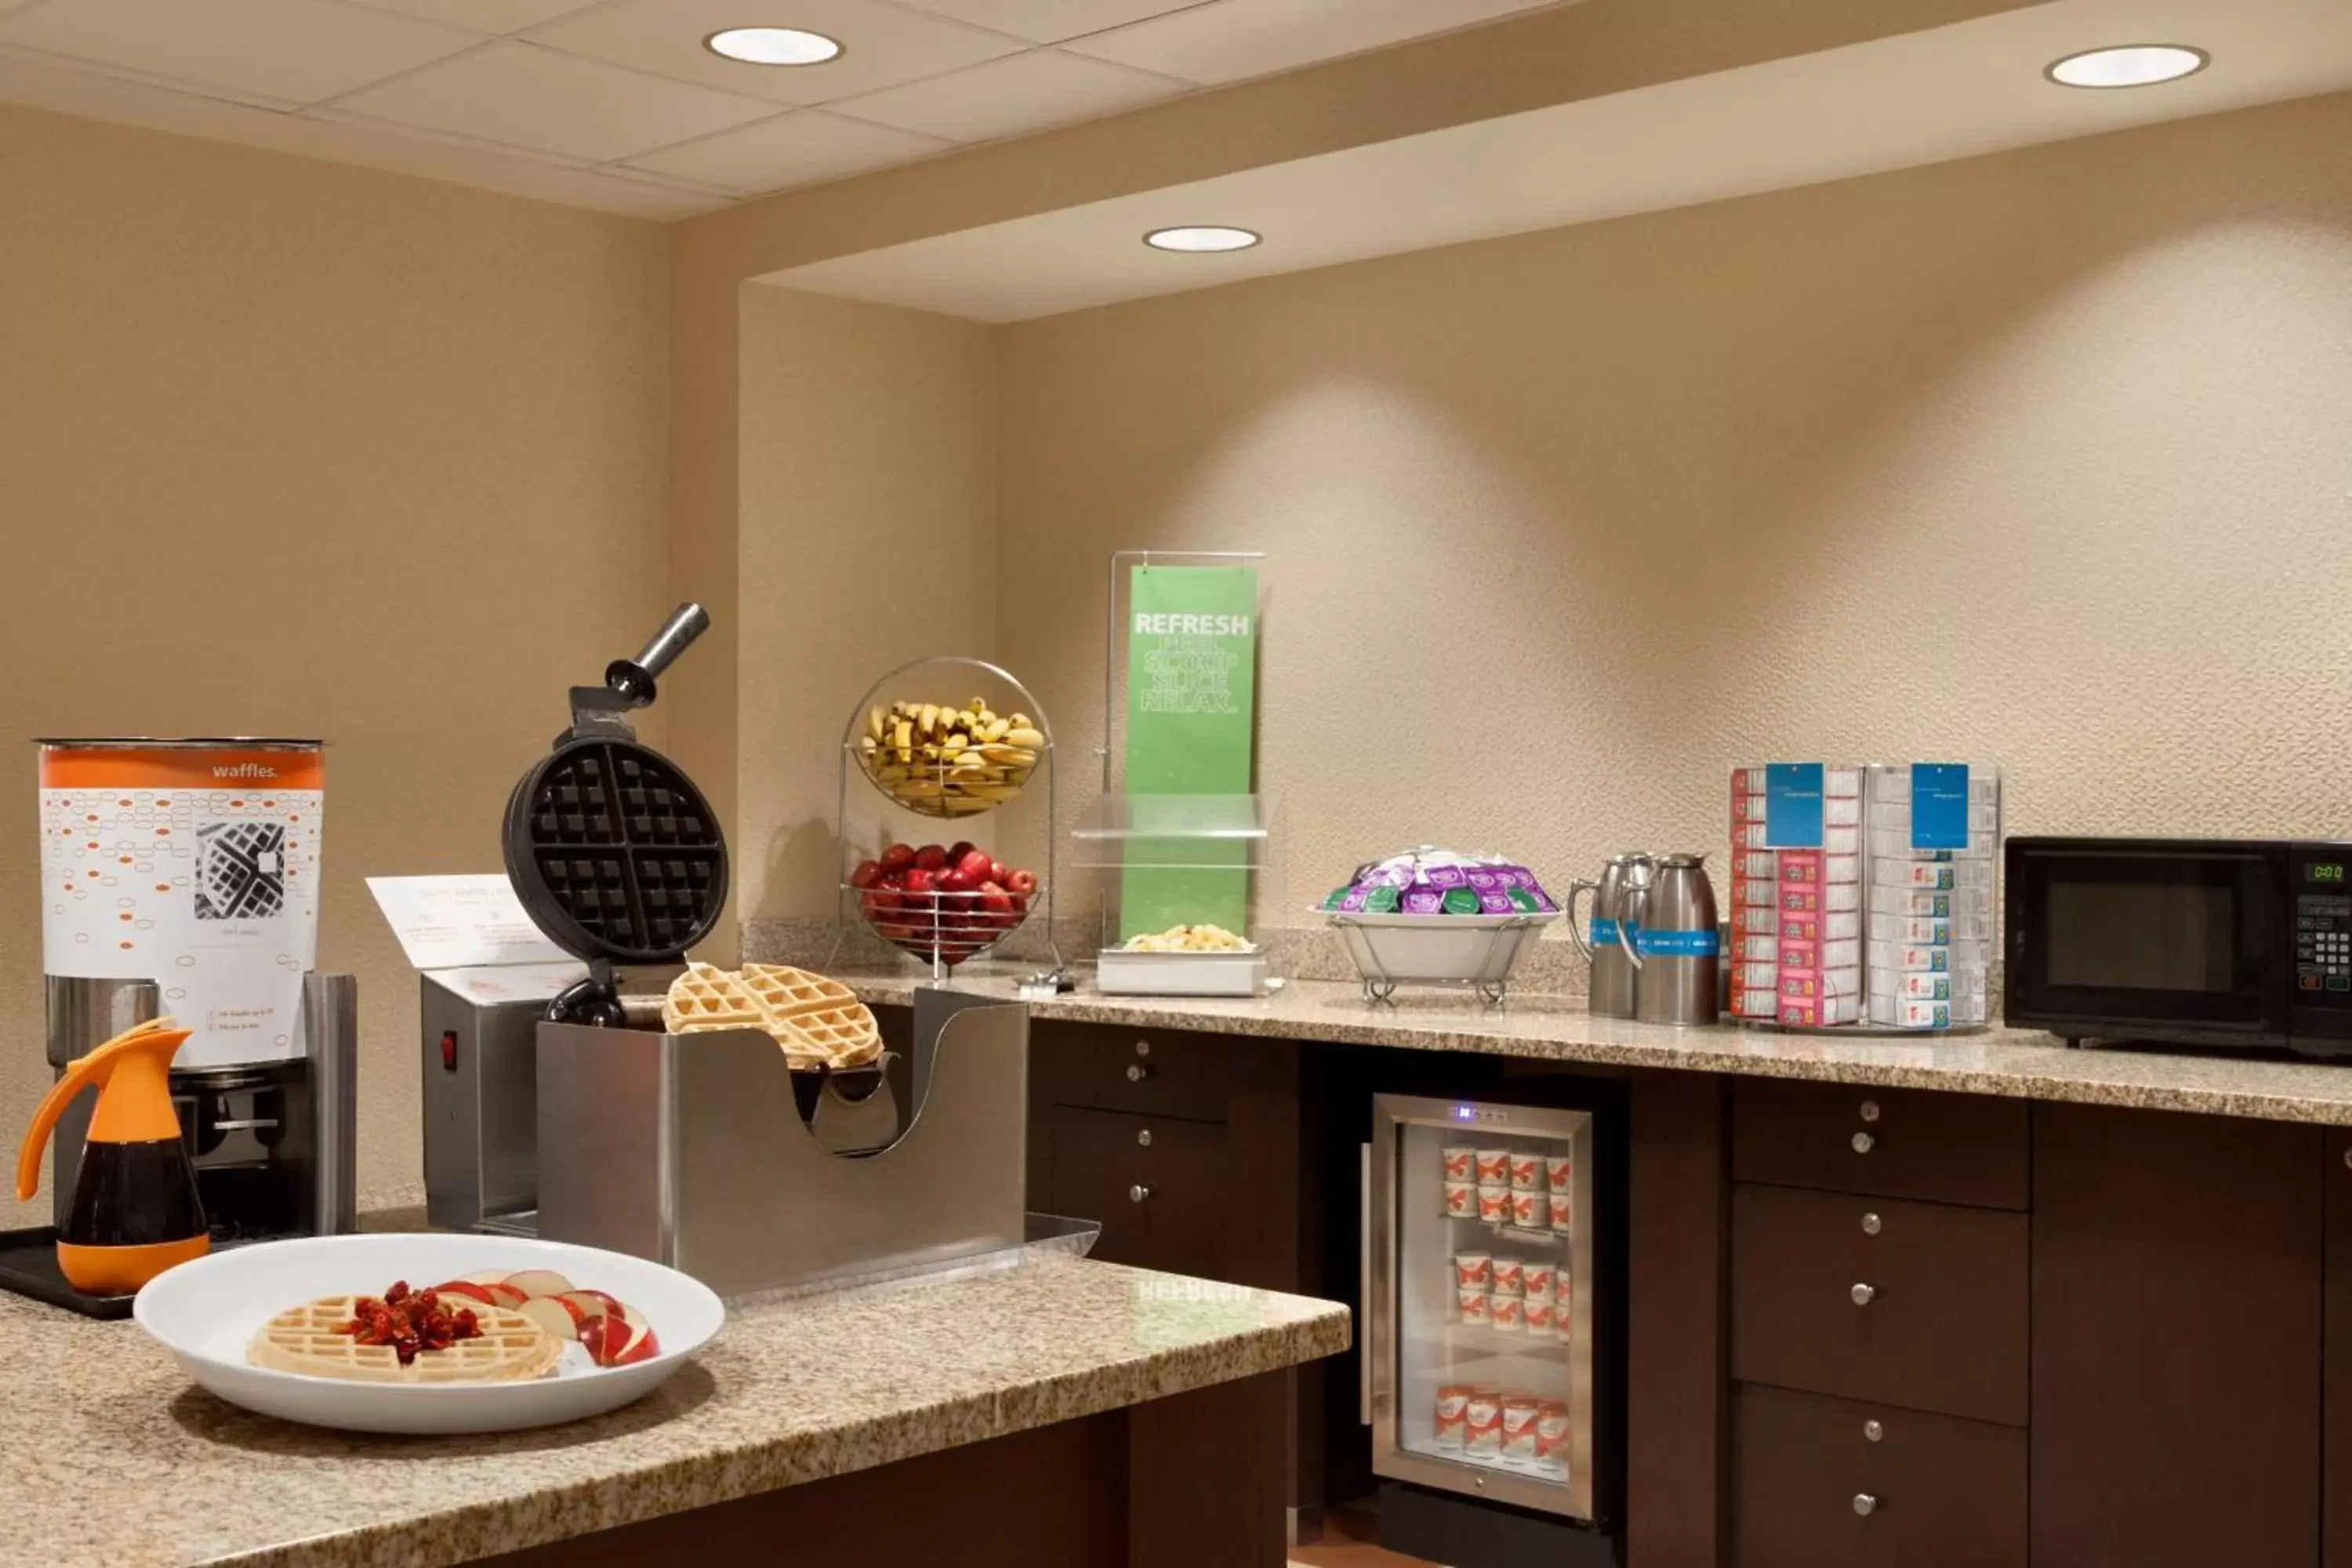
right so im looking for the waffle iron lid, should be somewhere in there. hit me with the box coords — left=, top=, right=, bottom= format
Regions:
left=503, top=739, right=728, bottom=966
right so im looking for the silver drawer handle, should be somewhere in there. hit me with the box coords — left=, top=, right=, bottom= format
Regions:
left=1851, top=1131, right=1875, bottom=1154
left=1864, top=1419, right=1883, bottom=1443
left=1850, top=1282, right=1876, bottom=1306
left=1129, top=1184, right=1152, bottom=1203
left=1137, top=1129, right=1152, bottom=1148
left=1860, top=1099, right=1881, bottom=1123
left=1134, top=1039, right=1152, bottom=1057
left=1127, top=1062, right=1153, bottom=1083
left=1853, top=1494, right=1879, bottom=1517
left=1861, top=1211, right=1882, bottom=1236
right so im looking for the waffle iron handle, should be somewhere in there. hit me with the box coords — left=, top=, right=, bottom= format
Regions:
left=605, top=602, right=710, bottom=706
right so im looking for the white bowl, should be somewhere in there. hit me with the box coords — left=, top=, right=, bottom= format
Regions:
left=134, top=1233, right=724, bottom=1435
left=1322, top=907, right=1559, bottom=987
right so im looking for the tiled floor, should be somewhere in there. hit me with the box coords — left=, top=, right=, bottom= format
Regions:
left=1288, top=1504, right=1443, bottom=1568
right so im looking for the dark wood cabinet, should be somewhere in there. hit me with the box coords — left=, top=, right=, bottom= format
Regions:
left=1034, top=1105, right=1232, bottom=1277
left=2031, top=1102, right=2321, bottom=1568
left=1731, top=1384, right=2025, bottom=1568
left=1730, top=1182, right=2027, bottom=1425
left=1730, top=1078, right=2028, bottom=1211
left=2329, top=1127, right=2352, bottom=1568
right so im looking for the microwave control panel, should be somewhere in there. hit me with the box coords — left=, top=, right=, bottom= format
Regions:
left=2292, top=844, right=2352, bottom=1011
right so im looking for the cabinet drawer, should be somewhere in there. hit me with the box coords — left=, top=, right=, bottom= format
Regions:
left=1032, top=1023, right=1240, bottom=1124
left=1035, top=1105, right=1232, bottom=1279
left=1733, top=1384, right=2026, bottom=1568
left=1731, top=1183, right=2027, bottom=1425
left=1731, top=1078, right=2028, bottom=1210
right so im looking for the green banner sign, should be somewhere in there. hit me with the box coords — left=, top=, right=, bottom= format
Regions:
left=1121, top=564, right=1258, bottom=938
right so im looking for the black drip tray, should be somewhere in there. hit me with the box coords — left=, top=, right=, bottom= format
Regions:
left=0, top=1225, right=285, bottom=1319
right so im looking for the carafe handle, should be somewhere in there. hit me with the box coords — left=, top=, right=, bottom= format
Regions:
left=15, top=1018, right=189, bottom=1201
left=1564, top=879, right=1599, bottom=958
left=1618, top=883, right=1648, bottom=971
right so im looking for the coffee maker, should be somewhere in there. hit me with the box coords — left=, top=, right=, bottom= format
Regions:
left=3, top=738, right=360, bottom=1309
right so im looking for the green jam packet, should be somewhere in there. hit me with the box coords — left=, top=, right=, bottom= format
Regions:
left=1441, top=887, right=1482, bottom=916
left=1504, top=885, right=1543, bottom=913
left=1363, top=885, right=1403, bottom=914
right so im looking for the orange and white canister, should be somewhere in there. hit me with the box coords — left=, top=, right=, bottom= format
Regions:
left=38, top=739, right=324, bottom=1069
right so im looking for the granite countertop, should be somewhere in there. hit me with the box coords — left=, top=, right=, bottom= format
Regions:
left=5, top=1254, right=1347, bottom=1568
left=847, top=968, right=2352, bottom=1127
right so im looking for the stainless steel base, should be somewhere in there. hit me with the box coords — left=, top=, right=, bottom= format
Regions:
left=535, top=988, right=1029, bottom=1298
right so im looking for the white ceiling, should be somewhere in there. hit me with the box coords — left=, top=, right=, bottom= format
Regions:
left=0, top=0, right=1574, bottom=219
left=761, top=0, right=2352, bottom=319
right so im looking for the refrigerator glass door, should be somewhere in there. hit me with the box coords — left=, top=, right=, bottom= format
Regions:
left=1370, top=1093, right=1594, bottom=1520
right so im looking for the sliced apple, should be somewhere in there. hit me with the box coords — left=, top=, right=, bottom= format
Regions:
left=484, top=1283, right=530, bottom=1308
left=610, top=1321, right=662, bottom=1366
left=462, top=1272, right=511, bottom=1286
left=583, top=1303, right=660, bottom=1367
left=430, top=1280, right=502, bottom=1307
left=517, top=1297, right=583, bottom=1342
left=557, top=1290, right=616, bottom=1325
left=502, top=1269, right=576, bottom=1301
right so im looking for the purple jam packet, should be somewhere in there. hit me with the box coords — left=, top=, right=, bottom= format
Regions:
left=1478, top=888, right=1515, bottom=913
left=1338, top=887, right=1372, bottom=913
left=1421, top=863, right=1470, bottom=890
left=1402, top=887, right=1447, bottom=915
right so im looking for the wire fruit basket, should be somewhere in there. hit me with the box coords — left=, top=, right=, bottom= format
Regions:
left=836, top=656, right=1058, bottom=980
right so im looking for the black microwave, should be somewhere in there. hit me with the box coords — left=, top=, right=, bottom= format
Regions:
left=2005, top=837, right=2352, bottom=1055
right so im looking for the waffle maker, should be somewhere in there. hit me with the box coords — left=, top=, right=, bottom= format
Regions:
left=503, top=604, right=728, bottom=1028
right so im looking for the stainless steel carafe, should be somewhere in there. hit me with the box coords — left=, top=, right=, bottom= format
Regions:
left=1619, top=853, right=1719, bottom=1026
left=1566, top=854, right=1654, bottom=1020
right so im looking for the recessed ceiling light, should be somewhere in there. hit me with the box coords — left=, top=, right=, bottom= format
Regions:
left=1144, top=226, right=1261, bottom=254
left=705, top=27, right=843, bottom=66
left=2045, top=44, right=2209, bottom=89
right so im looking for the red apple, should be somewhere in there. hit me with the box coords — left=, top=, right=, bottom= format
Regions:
left=901, top=866, right=938, bottom=897
left=980, top=883, right=1015, bottom=929
left=989, top=858, right=1010, bottom=885
left=954, top=848, right=994, bottom=885
left=1006, top=868, right=1039, bottom=897
left=848, top=859, right=883, bottom=890
left=559, top=1289, right=622, bottom=1322
left=947, top=840, right=978, bottom=866
left=913, top=844, right=949, bottom=873
left=878, top=843, right=916, bottom=875
left=431, top=1279, right=502, bottom=1308
left=503, top=1269, right=575, bottom=1300
left=517, top=1297, right=585, bottom=1341
left=937, top=867, right=978, bottom=897
left=582, top=1304, right=660, bottom=1367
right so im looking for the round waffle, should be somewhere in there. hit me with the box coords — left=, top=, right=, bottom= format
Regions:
left=659, top=964, right=883, bottom=1070
left=247, top=1297, right=561, bottom=1385
left=660, top=962, right=764, bottom=1035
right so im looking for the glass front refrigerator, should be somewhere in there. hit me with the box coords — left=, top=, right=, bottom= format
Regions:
left=1365, top=1091, right=1604, bottom=1527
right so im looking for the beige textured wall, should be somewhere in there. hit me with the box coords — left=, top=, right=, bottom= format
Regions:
left=0, top=105, right=669, bottom=1221
left=994, top=91, right=2352, bottom=939
left=735, top=287, right=996, bottom=924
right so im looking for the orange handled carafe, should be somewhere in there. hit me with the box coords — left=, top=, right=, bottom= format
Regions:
left=16, top=1018, right=209, bottom=1294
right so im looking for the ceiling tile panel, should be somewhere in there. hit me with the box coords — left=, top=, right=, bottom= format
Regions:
left=328, top=41, right=778, bottom=161
left=339, top=0, right=608, bottom=35
left=623, top=107, right=949, bottom=193
left=0, top=0, right=482, bottom=105
left=885, top=0, right=1207, bottom=46
left=837, top=49, right=1185, bottom=142
left=1066, top=0, right=1559, bottom=84
left=527, top=0, right=1023, bottom=106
